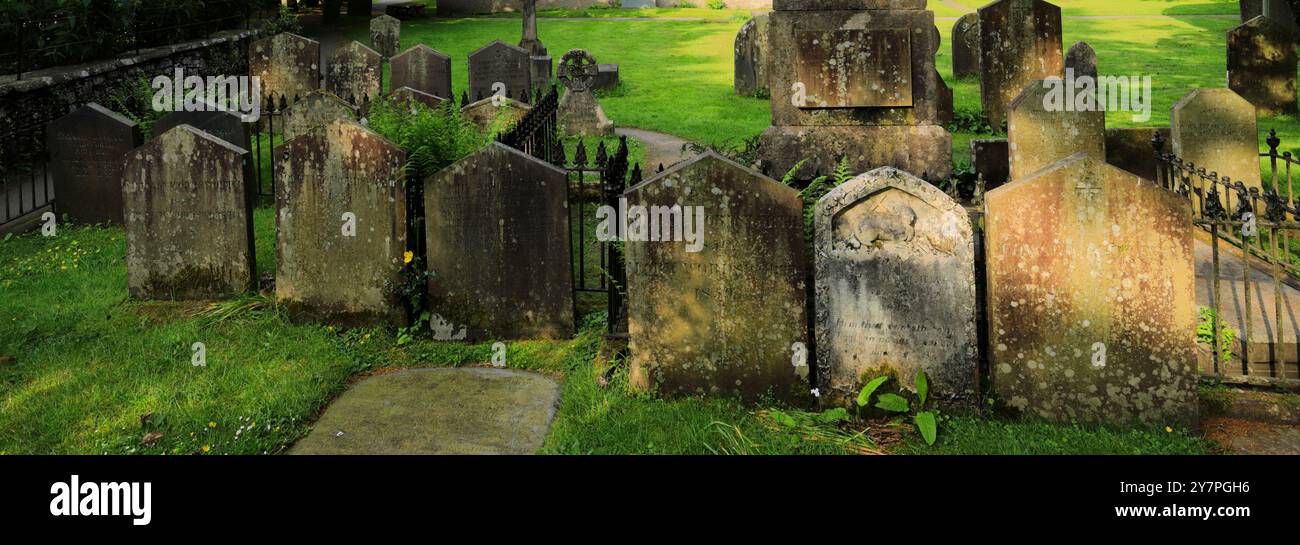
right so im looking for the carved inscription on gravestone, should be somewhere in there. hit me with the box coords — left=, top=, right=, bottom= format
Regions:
left=795, top=29, right=913, bottom=108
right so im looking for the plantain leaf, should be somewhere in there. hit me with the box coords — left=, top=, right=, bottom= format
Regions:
left=915, top=411, right=937, bottom=446
left=916, top=368, right=929, bottom=407
left=875, top=393, right=910, bottom=413
left=856, top=376, right=889, bottom=407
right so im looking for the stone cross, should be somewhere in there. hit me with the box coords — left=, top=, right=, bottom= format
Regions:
left=519, top=0, right=546, bottom=56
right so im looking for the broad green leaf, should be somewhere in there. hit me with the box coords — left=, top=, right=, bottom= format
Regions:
left=915, top=411, right=937, bottom=446
left=817, top=407, right=850, bottom=424
left=875, top=393, right=910, bottom=413
left=856, top=376, right=889, bottom=407
left=769, top=409, right=797, bottom=428
left=916, top=369, right=929, bottom=407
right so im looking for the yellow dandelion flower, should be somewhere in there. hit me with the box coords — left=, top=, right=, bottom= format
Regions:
left=202, top=445, right=210, bottom=453
left=1164, top=426, right=1173, bottom=433
left=208, top=421, right=217, bottom=428
left=403, top=251, right=414, bottom=264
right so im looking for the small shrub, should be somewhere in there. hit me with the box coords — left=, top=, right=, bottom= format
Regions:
left=707, top=0, right=727, bottom=8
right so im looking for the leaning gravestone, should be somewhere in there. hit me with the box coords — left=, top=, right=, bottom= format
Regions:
left=1065, top=41, right=1098, bottom=81
left=275, top=118, right=407, bottom=326
left=1007, top=80, right=1105, bottom=180
left=978, top=0, right=1064, bottom=127
left=557, top=49, right=614, bottom=136
left=325, top=40, right=382, bottom=104
left=1228, top=15, right=1298, bottom=115
left=249, top=32, right=321, bottom=103
left=468, top=40, right=533, bottom=104
left=390, top=44, right=453, bottom=100
left=281, top=89, right=357, bottom=142
left=624, top=152, right=808, bottom=402
left=1170, top=88, right=1261, bottom=196
left=1105, top=127, right=1170, bottom=181
left=45, top=103, right=143, bottom=225
left=123, top=125, right=253, bottom=299
left=369, top=14, right=401, bottom=58
left=423, top=142, right=573, bottom=340
left=814, top=167, right=977, bottom=408
left=733, top=12, right=771, bottom=97
left=952, top=12, right=980, bottom=78
left=984, top=153, right=1197, bottom=427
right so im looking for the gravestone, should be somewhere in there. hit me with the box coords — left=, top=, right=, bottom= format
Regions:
left=557, top=49, right=615, bottom=136
left=1170, top=88, right=1261, bottom=195
left=1007, top=80, right=1105, bottom=180
left=594, top=63, right=620, bottom=91
left=814, top=166, right=977, bottom=408
left=1065, top=41, right=1098, bottom=81
left=281, top=89, right=357, bottom=142
left=1105, top=127, right=1170, bottom=181
left=45, top=103, right=143, bottom=225
left=1241, top=0, right=1299, bottom=37
left=325, top=41, right=382, bottom=104
left=460, top=95, right=531, bottom=132
left=275, top=118, right=407, bottom=326
left=390, top=44, right=453, bottom=100
left=123, top=125, right=253, bottom=299
left=151, top=105, right=253, bottom=192
left=369, top=14, right=401, bottom=57
left=734, top=12, right=771, bottom=97
left=518, top=0, right=553, bottom=89
left=389, top=86, right=447, bottom=111
left=952, top=12, right=980, bottom=78
left=1228, top=15, right=1299, bottom=115
left=249, top=32, right=321, bottom=103
left=624, top=152, right=809, bottom=402
left=978, top=0, right=1064, bottom=127
left=971, top=138, right=1010, bottom=190
left=984, top=153, right=1198, bottom=427
left=760, top=0, right=952, bottom=182
left=423, top=142, right=574, bottom=340
left=468, top=40, right=533, bottom=104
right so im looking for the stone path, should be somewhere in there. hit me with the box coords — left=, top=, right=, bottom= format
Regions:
left=1194, top=237, right=1300, bottom=379
left=616, top=127, right=692, bottom=173
left=290, top=368, right=562, bottom=455
left=1204, top=417, right=1300, bottom=454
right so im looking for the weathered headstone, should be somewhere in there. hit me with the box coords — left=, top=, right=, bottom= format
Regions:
left=151, top=105, right=253, bottom=192
left=281, top=89, right=357, bottom=142
left=734, top=12, right=771, bottom=97
left=952, top=12, right=980, bottom=78
left=1170, top=88, right=1261, bottom=194
left=468, top=40, right=533, bottom=104
left=325, top=40, right=382, bottom=104
left=369, top=14, right=401, bottom=57
left=274, top=118, right=407, bottom=326
left=1007, top=79, right=1105, bottom=180
left=1065, top=41, right=1098, bottom=81
left=814, top=166, right=977, bottom=408
left=389, top=86, right=447, bottom=111
left=624, top=152, right=809, bottom=401
left=557, top=49, right=614, bottom=136
left=1105, top=127, right=1170, bottom=181
left=123, top=125, right=253, bottom=299
left=249, top=32, right=321, bottom=103
left=45, top=103, right=143, bottom=225
left=984, top=153, right=1198, bottom=427
left=1241, top=0, right=1299, bottom=37
left=423, top=142, right=574, bottom=340
left=971, top=138, right=1010, bottom=190
left=1228, top=15, right=1298, bottom=115
left=978, top=0, right=1064, bottom=127
left=460, top=95, right=531, bottom=132
left=390, top=44, right=453, bottom=100
left=594, top=63, right=620, bottom=91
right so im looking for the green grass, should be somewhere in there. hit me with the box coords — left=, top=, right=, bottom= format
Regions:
left=897, top=416, right=1215, bottom=454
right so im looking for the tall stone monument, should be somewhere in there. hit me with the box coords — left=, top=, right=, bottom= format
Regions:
left=557, top=49, right=615, bottom=136
left=519, top=0, right=553, bottom=90
left=759, top=0, right=953, bottom=183
left=978, top=0, right=1064, bottom=127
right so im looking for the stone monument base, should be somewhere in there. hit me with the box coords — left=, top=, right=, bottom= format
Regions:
left=759, top=125, right=952, bottom=182
left=559, top=91, right=614, bottom=136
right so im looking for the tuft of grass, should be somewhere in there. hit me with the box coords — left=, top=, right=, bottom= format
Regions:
left=896, top=416, right=1216, bottom=455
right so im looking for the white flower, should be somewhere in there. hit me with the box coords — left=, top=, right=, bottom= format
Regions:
left=810, top=388, right=820, bottom=397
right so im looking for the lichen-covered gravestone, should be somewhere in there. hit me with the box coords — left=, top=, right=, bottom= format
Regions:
left=984, top=153, right=1197, bottom=426
left=1241, top=0, right=1299, bottom=36
left=390, top=44, right=453, bottom=100
left=460, top=96, right=531, bottom=132
left=325, top=41, right=382, bottom=104
left=814, top=167, right=977, bottom=408
left=281, top=89, right=357, bottom=143
left=422, top=142, right=574, bottom=340
left=952, top=13, right=980, bottom=79
left=733, top=12, right=771, bottom=97
left=1007, top=79, right=1105, bottom=180
left=624, top=152, right=809, bottom=402
left=369, top=14, right=401, bottom=58
left=388, top=86, right=447, bottom=111
left=1065, top=41, right=1098, bottom=81
left=468, top=40, right=533, bottom=104
left=1170, top=88, right=1261, bottom=198
left=123, top=125, right=253, bottom=299
left=45, top=103, right=143, bottom=225
left=1227, top=15, right=1298, bottom=115
left=978, top=0, right=1064, bottom=127
left=151, top=105, right=254, bottom=193
left=275, top=118, right=407, bottom=326
left=249, top=32, right=321, bottom=103
left=1105, top=127, right=1169, bottom=181
left=556, top=49, right=614, bottom=136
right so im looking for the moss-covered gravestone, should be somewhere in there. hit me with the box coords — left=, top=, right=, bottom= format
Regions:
left=733, top=12, right=771, bottom=97
left=952, top=13, right=980, bottom=79
left=281, top=90, right=356, bottom=143
left=978, top=0, right=1064, bottom=127
left=45, top=103, right=142, bottom=225
left=468, top=40, right=532, bottom=103
left=388, top=87, right=447, bottom=112
left=985, top=153, right=1197, bottom=427
left=123, top=125, right=253, bottom=299
left=624, top=152, right=809, bottom=402
left=814, top=167, right=977, bottom=408
left=460, top=96, right=531, bottom=132
left=1007, top=79, right=1105, bottom=180
left=422, top=142, right=573, bottom=340
left=250, top=32, right=321, bottom=103
left=1228, top=15, right=1298, bottom=115
left=1170, top=88, right=1261, bottom=207
left=391, top=44, right=453, bottom=100
left=325, top=41, right=382, bottom=104
left=151, top=105, right=254, bottom=194
left=369, top=14, right=401, bottom=58
left=275, top=118, right=407, bottom=326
